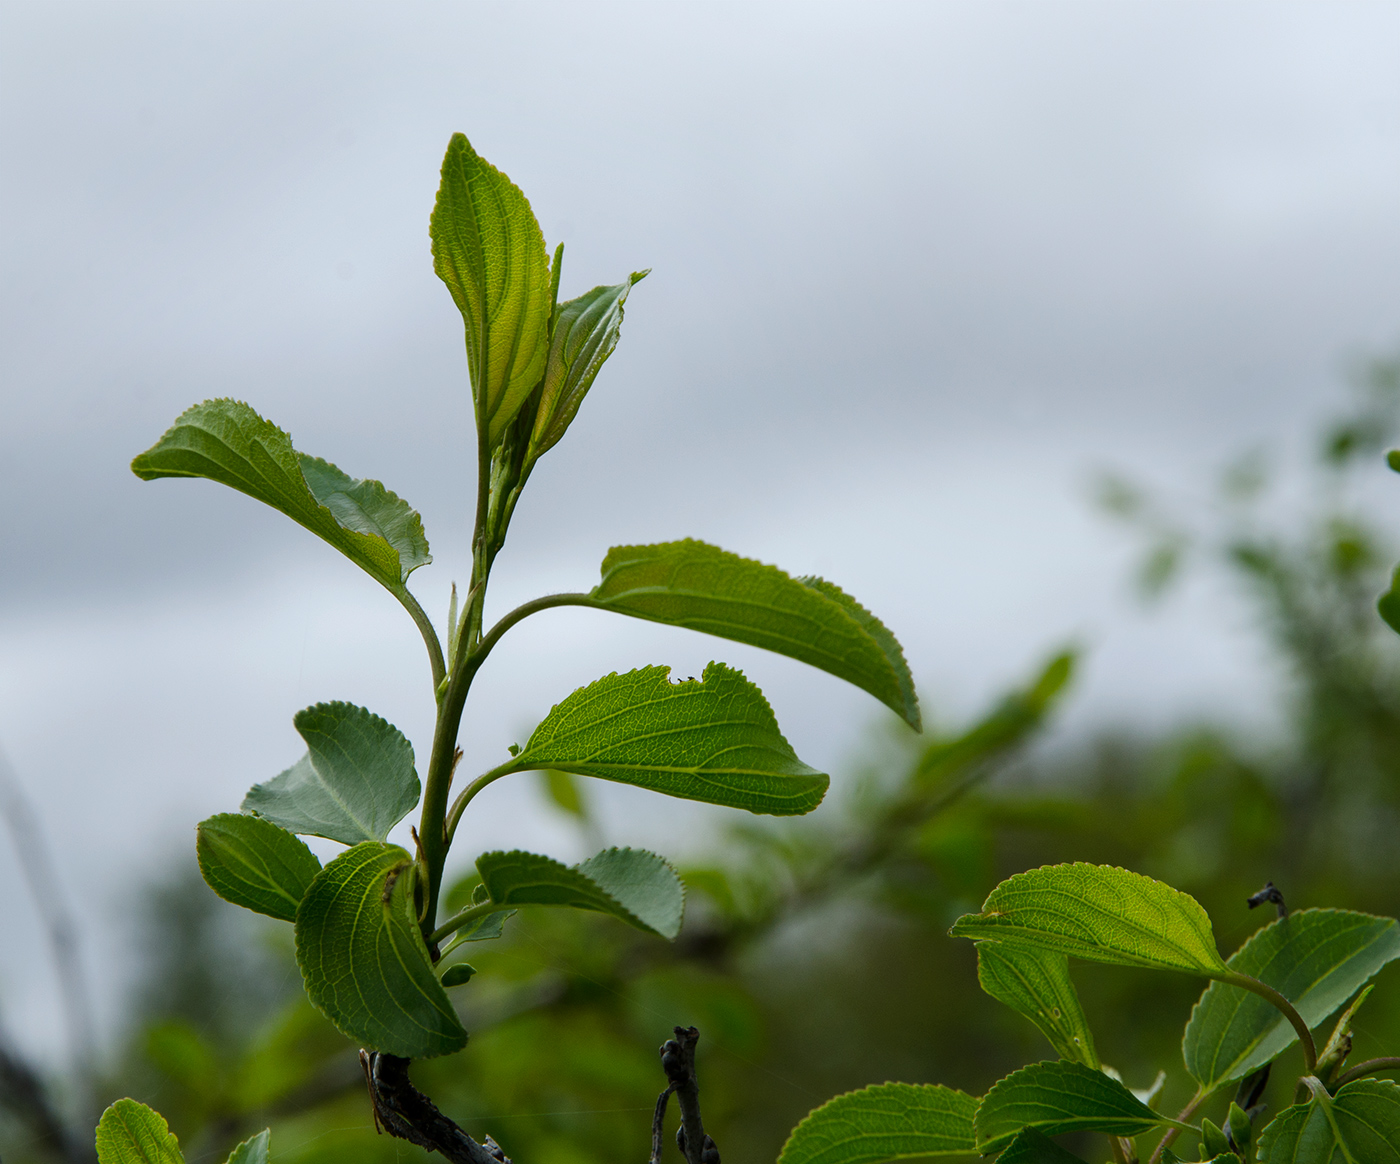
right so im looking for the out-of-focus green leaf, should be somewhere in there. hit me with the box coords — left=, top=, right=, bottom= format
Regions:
left=995, top=1128, right=1088, bottom=1164
left=776, top=1082, right=979, bottom=1164
left=224, top=1130, right=270, bottom=1164
left=441, top=964, right=477, bottom=987
left=95, top=1099, right=185, bottom=1164
left=1183, top=909, right=1400, bottom=1088
left=539, top=768, right=587, bottom=817
left=431, top=132, right=552, bottom=446
left=508, top=662, right=828, bottom=816
left=144, top=1020, right=219, bottom=1101
left=976, top=943, right=1099, bottom=1068
left=131, top=399, right=429, bottom=589
left=951, top=863, right=1227, bottom=976
left=244, top=702, right=419, bottom=845
left=528, top=273, right=647, bottom=461
left=974, top=1060, right=1179, bottom=1153
left=588, top=541, right=920, bottom=729
left=475, top=847, right=683, bottom=939
left=295, top=842, right=467, bottom=1057
left=196, top=813, right=321, bottom=922
left=1378, top=562, right=1400, bottom=635
left=1256, top=1079, right=1400, bottom=1163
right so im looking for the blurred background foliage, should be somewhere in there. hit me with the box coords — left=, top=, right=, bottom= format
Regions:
left=7, top=361, right=1400, bottom=1164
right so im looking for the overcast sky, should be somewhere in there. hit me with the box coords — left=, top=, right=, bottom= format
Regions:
left=5, top=1, right=1400, bottom=1068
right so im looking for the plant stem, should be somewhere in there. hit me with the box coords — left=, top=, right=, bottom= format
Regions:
left=472, top=592, right=597, bottom=668
left=1147, top=1086, right=1210, bottom=1164
left=1331, top=1056, right=1400, bottom=1089
left=396, top=586, right=446, bottom=689
left=427, top=899, right=509, bottom=946
left=1224, top=970, right=1317, bottom=1072
left=444, top=759, right=521, bottom=847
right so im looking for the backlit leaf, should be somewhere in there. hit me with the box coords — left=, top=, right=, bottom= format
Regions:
left=588, top=541, right=920, bottom=729
left=132, top=399, right=429, bottom=590
left=1256, top=1079, right=1400, bottom=1164
left=224, top=1130, right=270, bottom=1164
left=431, top=133, right=552, bottom=447
left=243, top=702, right=419, bottom=845
left=95, top=1099, right=184, bottom=1164
left=776, top=1082, right=979, bottom=1164
left=975, top=1060, right=1176, bottom=1154
left=1184, top=909, right=1400, bottom=1089
left=976, top=943, right=1099, bottom=1068
left=196, top=813, right=321, bottom=922
left=508, top=662, right=828, bottom=815
left=950, top=863, right=1227, bottom=976
left=295, top=842, right=467, bottom=1057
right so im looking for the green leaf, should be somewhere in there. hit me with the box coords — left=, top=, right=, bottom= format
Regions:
left=475, top=847, right=684, bottom=939
left=1378, top=563, right=1400, bottom=636
left=131, top=399, right=429, bottom=590
left=975, top=1060, right=1178, bottom=1153
left=995, top=1128, right=1089, bottom=1164
left=196, top=813, right=321, bottom=922
left=441, top=964, right=476, bottom=987
left=243, top=702, right=420, bottom=845
left=442, top=883, right=515, bottom=950
left=588, top=541, right=920, bottom=729
left=431, top=133, right=553, bottom=447
left=295, top=842, right=467, bottom=1057
left=527, top=273, right=647, bottom=461
left=776, top=1082, right=979, bottom=1164
left=950, top=863, right=1228, bottom=976
left=224, top=1130, right=270, bottom=1164
left=539, top=768, right=587, bottom=818
left=509, top=662, right=828, bottom=815
left=1257, top=1079, right=1400, bottom=1164
left=95, top=1099, right=184, bottom=1164
left=976, top=943, right=1099, bottom=1068
left=1183, top=909, right=1400, bottom=1089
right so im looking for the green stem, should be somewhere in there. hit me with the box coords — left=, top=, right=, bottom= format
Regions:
left=1224, top=970, right=1317, bottom=1072
left=1147, top=1086, right=1211, bottom=1164
left=395, top=586, right=446, bottom=690
left=1331, top=1056, right=1400, bottom=1089
left=427, top=899, right=511, bottom=946
left=444, top=759, right=522, bottom=847
left=469, top=593, right=597, bottom=669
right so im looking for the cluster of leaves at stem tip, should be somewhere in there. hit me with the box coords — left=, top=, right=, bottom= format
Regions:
left=123, top=132, right=921, bottom=1080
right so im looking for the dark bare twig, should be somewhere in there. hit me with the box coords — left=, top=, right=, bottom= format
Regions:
left=360, top=1051, right=508, bottom=1164
left=656, top=1027, right=719, bottom=1164
left=1247, top=881, right=1288, bottom=918
left=649, top=1083, right=676, bottom=1164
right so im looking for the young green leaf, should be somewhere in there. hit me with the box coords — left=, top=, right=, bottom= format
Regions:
left=243, top=702, right=420, bottom=845
left=587, top=541, right=920, bottom=729
left=950, top=863, right=1228, bottom=976
left=475, top=847, right=683, bottom=939
left=995, top=1128, right=1089, bottom=1164
left=974, top=1060, right=1179, bottom=1154
left=508, top=662, right=828, bottom=816
left=441, top=964, right=476, bottom=987
left=776, top=1082, right=979, bottom=1164
left=224, top=1130, right=270, bottom=1164
left=976, top=943, right=1099, bottom=1068
left=441, top=884, right=515, bottom=950
left=295, top=842, right=467, bottom=1058
left=131, top=399, right=430, bottom=590
left=527, top=273, right=647, bottom=462
left=1183, top=909, right=1400, bottom=1089
left=431, top=133, right=552, bottom=447
left=196, top=813, right=321, bottom=922
left=1256, top=1078, right=1400, bottom=1163
left=95, top=1099, right=184, bottom=1164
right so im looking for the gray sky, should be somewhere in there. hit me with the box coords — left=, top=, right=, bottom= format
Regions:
left=5, top=1, right=1400, bottom=1067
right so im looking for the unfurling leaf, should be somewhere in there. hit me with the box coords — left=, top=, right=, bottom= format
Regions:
left=1256, top=1078, right=1400, bottom=1163
left=1184, top=908, right=1400, bottom=1089
left=527, top=273, right=647, bottom=462
left=776, top=1082, right=979, bottom=1164
left=131, top=399, right=429, bottom=590
left=224, top=1130, right=270, bottom=1164
left=196, top=813, right=321, bottom=922
left=243, top=702, right=420, bottom=845
left=509, top=662, right=828, bottom=816
left=431, top=133, right=553, bottom=447
left=95, top=1099, right=185, bottom=1164
left=950, top=863, right=1228, bottom=976
left=295, top=842, right=467, bottom=1057
left=974, top=1060, right=1177, bottom=1153
left=976, top=943, right=1099, bottom=1068
left=589, top=541, right=920, bottom=729
left=476, top=847, right=684, bottom=939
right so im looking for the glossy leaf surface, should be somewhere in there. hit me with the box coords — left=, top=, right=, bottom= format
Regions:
left=1256, top=1079, right=1400, bottom=1163
left=588, top=541, right=920, bottom=729
left=476, top=847, right=683, bottom=939
left=529, top=273, right=647, bottom=461
left=244, top=702, right=419, bottom=845
left=295, top=842, right=467, bottom=1057
left=510, top=662, right=828, bottom=816
left=1184, top=908, right=1400, bottom=1088
left=996, top=1128, right=1088, bottom=1164
left=974, top=1060, right=1174, bottom=1153
left=431, top=133, right=552, bottom=446
left=776, top=1082, right=978, bottom=1164
left=132, top=399, right=429, bottom=589
left=224, top=1131, right=270, bottom=1164
left=95, top=1100, right=184, bottom=1164
left=951, top=863, right=1227, bottom=976
left=976, top=943, right=1099, bottom=1067
left=196, top=813, right=321, bottom=922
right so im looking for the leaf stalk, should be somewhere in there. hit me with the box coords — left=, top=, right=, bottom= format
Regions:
left=1223, top=970, right=1317, bottom=1072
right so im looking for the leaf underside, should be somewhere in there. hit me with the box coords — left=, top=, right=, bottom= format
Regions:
left=976, top=943, right=1099, bottom=1068
left=95, top=1099, right=185, bottom=1164
left=196, top=813, right=322, bottom=922
left=996, top=1128, right=1089, bottom=1164
left=589, top=540, right=920, bottom=729
left=1256, top=1078, right=1400, bottom=1163
left=776, top=1082, right=979, bottom=1164
left=512, top=662, right=829, bottom=816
